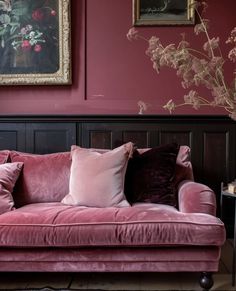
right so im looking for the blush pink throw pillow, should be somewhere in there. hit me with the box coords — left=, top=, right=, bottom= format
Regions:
left=0, top=162, right=23, bottom=215
left=62, top=142, right=134, bottom=207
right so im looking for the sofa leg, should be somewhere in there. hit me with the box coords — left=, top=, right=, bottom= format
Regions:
left=199, top=272, right=214, bottom=291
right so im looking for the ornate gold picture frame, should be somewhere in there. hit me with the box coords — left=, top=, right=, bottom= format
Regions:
left=133, top=0, right=195, bottom=26
left=0, top=0, right=71, bottom=85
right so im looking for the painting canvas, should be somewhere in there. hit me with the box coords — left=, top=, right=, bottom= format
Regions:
left=0, top=0, right=71, bottom=85
left=133, top=0, right=195, bottom=26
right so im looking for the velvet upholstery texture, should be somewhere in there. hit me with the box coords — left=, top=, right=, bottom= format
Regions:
left=178, top=181, right=217, bottom=216
left=0, top=246, right=220, bottom=263
left=133, top=146, right=194, bottom=187
left=173, top=145, right=194, bottom=187
left=0, top=202, right=225, bottom=248
left=0, top=162, right=23, bottom=215
left=0, top=150, right=10, bottom=164
left=10, top=151, right=71, bottom=206
left=0, top=246, right=221, bottom=272
left=62, top=142, right=134, bottom=207
left=125, top=143, right=179, bottom=206
left=0, top=145, right=226, bottom=276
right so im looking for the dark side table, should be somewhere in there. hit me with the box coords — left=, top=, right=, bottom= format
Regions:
left=220, top=184, right=236, bottom=286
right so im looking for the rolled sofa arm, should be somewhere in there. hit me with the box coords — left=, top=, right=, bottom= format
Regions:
left=178, top=180, right=216, bottom=216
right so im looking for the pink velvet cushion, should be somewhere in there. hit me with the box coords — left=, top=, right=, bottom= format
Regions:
left=173, top=145, right=194, bottom=187
left=10, top=151, right=71, bottom=206
left=62, top=142, right=134, bottom=207
left=0, top=162, right=23, bottom=215
left=0, top=150, right=10, bottom=164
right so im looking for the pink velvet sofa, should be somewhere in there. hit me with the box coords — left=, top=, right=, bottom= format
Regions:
left=0, top=144, right=226, bottom=291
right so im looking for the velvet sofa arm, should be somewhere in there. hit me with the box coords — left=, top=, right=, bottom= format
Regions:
left=178, top=180, right=216, bottom=216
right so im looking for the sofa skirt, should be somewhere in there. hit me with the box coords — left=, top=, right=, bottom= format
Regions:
left=0, top=246, right=221, bottom=272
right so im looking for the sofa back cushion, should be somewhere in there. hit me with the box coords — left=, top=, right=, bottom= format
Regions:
left=9, top=144, right=193, bottom=207
left=10, top=151, right=71, bottom=206
left=0, top=150, right=10, bottom=164
left=173, top=145, right=194, bottom=187
left=0, top=162, right=23, bottom=214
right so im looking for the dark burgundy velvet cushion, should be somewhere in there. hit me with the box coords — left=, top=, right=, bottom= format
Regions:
left=125, top=143, right=179, bottom=206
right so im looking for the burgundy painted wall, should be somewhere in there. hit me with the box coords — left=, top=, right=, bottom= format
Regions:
left=0, top=0, right=235, bottom=115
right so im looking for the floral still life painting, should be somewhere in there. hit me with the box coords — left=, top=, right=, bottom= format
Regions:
left=128, top=1, right=236, bottom=120
left=0, top=0, right=71, bottom=85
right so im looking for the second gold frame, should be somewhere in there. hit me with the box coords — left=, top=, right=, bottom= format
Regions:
left=133, top=0, right=195, bottom=26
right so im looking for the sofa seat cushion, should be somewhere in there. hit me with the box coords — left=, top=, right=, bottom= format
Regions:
left=0, top=203, right=225, bottom=248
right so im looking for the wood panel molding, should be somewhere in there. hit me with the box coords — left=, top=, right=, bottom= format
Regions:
left=0, top=114, right=235, bottom=188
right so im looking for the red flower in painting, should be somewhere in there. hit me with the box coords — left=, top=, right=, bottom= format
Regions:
left=32, top=9, right=44, bottom=21
left=34, top=44, right=42, bottom=52
left=21, top=40, right=31, bottom=51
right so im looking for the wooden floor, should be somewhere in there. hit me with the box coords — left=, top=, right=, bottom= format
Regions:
left=0, top=240, right=234, bottom=291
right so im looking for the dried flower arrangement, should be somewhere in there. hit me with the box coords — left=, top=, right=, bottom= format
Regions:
left=127, top=1, right=236, bottom=120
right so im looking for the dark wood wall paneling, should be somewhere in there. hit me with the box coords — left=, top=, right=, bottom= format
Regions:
left=0, top=123, right=25, bottom=151
left=0, top=115, right=235, bottom=235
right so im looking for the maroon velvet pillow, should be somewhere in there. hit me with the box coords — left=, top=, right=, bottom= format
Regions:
left=125, top=143, right=179, bottom=206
